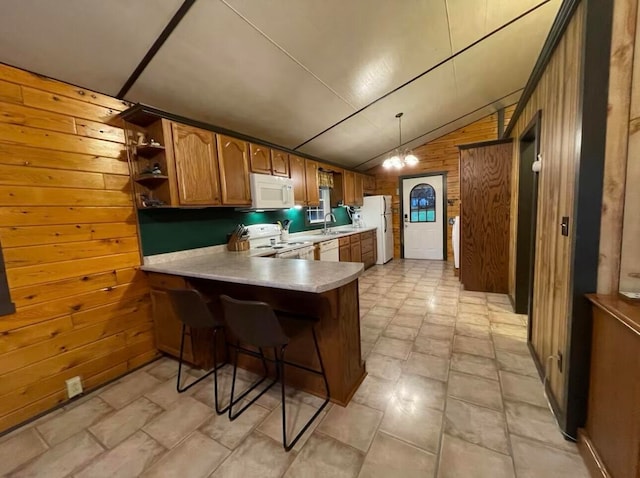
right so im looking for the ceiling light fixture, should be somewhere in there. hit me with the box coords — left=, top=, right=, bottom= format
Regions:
left=382, top=112, right=418, bottom=169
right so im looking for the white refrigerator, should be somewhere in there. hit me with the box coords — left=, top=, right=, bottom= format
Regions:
left=361, top=195, right=394, bottom=264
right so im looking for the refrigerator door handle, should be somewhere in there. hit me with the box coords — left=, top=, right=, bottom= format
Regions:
left=384, top=215, right=387, bottom=233
left=383, top=196, right=386, bottom=214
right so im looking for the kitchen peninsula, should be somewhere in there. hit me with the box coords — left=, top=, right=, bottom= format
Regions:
left=142, top=248, right=366, bottom=405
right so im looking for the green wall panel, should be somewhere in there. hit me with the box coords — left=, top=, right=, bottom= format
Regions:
left=138, top=206, right=351, bottom=256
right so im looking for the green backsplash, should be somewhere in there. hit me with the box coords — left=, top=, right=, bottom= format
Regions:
left=138, top=206, right=352, bottom=256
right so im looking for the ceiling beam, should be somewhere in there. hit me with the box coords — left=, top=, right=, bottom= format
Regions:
left=293, top=0, right=553, bottom=151
left=117, top=0, right=197, bottom=99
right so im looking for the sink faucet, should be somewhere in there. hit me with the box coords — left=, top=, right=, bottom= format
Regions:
left=323, top=212, right=336, bottom=234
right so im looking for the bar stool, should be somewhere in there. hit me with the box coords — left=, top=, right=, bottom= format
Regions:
left=220, top=294, right=330, bottom=451
left=166, top=288, right=230, bottom=415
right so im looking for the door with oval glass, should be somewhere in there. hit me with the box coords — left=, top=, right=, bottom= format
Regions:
left=402, top=174, right=444, bottom=260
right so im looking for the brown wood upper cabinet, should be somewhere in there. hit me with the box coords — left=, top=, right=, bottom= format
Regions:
left=305, top=159, right=320, bottom=206
left=249, top=143, right=271, bottom=174
left=343, top=170, right=356, bottom=205
left=170, top=122, right=221, bottom=206
left=271, top=149, right=289, bottom=177
left=290, top=154, right=307, bottom=206
left=354, top=174, right=364, bottom=206
left=217, top=134, right=251, bottom=206
left=363, top=174, right=376, bottom=194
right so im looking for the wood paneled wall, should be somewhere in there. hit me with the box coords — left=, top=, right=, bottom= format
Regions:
left=597, top=0, right=638, bottom=294
left=618, top=0, right=640, bottom=292
left=508, top=4, right=586, bottom=406
left=0, top=64, right=157, bottom=433
left=369, top=106, right=515, bottom=260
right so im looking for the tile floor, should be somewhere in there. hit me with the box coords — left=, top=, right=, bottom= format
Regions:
left=0, top=259, right=590, bottom=477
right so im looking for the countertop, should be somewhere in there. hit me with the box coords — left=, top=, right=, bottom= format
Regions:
left=141, top=250, right=364, bottom=293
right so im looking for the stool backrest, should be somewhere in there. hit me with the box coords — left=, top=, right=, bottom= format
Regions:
left=167, top=288, right=220, bottom=329
left=220, top=295, right=289, bottom=348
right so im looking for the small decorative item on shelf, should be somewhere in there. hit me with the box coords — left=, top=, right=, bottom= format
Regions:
left=136, top=132, right=148, bottom=146
left=149, top=139, right=161, bottom=147
left=140, top=194, right=165, bottom=208
left=140, top=163, right=163, bottom=175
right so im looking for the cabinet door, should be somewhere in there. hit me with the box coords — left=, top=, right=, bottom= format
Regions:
left=151, top=289, right=194, bottom=362
left=350, top=240, right=362, bottom=263
left=306, top=160, right=320, bottom=206
left=271, top=149, right=290, bottom=177
left=343, top=171, right=355, bottom=205
left=171, top=123, right=221, bottom=205
left=363, top=175, right=376, bottom=193
left=339, top=244, right=351, bottom=262
left=249, top=143, right=272, bottom=174
left=289, top=155, right=307, bottom=205
left=354, top=174, right=364, bottom=206
left=217, top=134, right=252, bottom=205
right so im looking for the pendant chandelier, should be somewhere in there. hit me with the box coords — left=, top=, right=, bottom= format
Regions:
left=382, top=112, right=418, bottom=169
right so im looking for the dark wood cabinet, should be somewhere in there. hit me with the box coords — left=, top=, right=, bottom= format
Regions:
left=217, top=134, right=251, bottom=206
left=170, top=123, right=221, bottom=206
left=350, top=234, right=361, bottom=264
left=289, top=155, right=307, bottom=206
left=360, top=230, right=375, bottom=268
left=363, top=174, right=376, bottom=194
left=459, top=140, right=512, bottom=293
left=305, top=159, right=320, bottom=206
left=249, top=143, right=271, bottom=174
left=271, top=149, right=289, bottom=177
left=579, top=295, right=640, bottom=478
left=339, top=236, right=351, bottom=262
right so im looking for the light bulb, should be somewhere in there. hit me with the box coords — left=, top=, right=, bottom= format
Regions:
left=404, top=153, right=419, bottom=166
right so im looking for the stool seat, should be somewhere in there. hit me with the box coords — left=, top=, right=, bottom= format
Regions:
left=220, top=294, right=330, bottom=451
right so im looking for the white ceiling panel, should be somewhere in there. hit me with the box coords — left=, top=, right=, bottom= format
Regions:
left=360, top=61, right=461, bottom=143
left=297, top=115, right=396, bottom=167
left=359, top=89, right=522, bottom=171
left=446, top=0, right=550, bottom=52
left=453, top=0, right=557, bottom=112
left=0, top=0, right=183, bottom=96
left=127, top=0, right=355, bottom=149
left=223, top=0, right=453, bottom=109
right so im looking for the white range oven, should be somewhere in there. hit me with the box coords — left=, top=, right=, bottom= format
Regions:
left=245, top=223, right=315, bottom=260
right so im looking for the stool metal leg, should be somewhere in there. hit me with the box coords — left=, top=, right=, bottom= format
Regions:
left=280, top=327, right=330, bottom=451
left=228, top=343, right=279, bottom=421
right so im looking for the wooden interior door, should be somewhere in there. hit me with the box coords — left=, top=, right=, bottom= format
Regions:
left=217, top=134, right=251, bottom=205
left=170, top=123, right=221, bottom=205
left=459, top=141, right=512, bottom=293
left=249, top=143, right=271, bottom=174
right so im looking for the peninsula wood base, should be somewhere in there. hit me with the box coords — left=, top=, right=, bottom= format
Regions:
left=148, top=272, right=366, bottom=406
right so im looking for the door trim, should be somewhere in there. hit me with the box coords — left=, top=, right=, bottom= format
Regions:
left=399, top=171, right=448, bottom=260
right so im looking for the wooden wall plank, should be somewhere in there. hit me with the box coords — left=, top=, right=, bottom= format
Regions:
left=0, top=123, right=124, bottom=158
left=0, top=222, right=136, bottom=248
left=75, top=118, right=125, bottom=143
left=103, top=174, right=132, bottom=192
left=0, top=186, right=132, bottom=207
left=0, top=143, right=129, bottom=175
left=6, top=251, right=141, bottom=289
left=0, top=164, right=105, bottom=189
left=21, top=87, right=119, bottom=124
left=10, top=270, right=117, bottom=308
left=0, top=101, right=77, bottom=133
left=0, top=316, right=74, bottom=354
left=0, top=80, right=22, bottom=104
left=0, top=206, right=134, bottom=226
left=4, top=237, right=139, bottom=268
left=0, top=64, right=130, bottom=112
left=71, top=294, right=150, bottom=328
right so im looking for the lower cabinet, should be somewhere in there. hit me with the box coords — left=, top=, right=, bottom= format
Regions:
left=360, top=231, right=375, bottom=269
left=339, top=236, right=351, bottom=261
left=338, top=231, right=376, bottom=269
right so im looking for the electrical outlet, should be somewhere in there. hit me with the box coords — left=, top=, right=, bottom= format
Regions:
left=65, top=376, right=83, bottom=398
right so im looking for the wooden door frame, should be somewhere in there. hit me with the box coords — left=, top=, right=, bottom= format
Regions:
left=515, top=111, right=542, bottom=334
left=399, top=171, right=448, bottom=260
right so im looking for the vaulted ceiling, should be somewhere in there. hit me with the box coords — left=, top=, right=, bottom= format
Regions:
left=0, top=0, right=560, bottom=170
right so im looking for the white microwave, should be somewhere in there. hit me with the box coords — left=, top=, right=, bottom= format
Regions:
left=249, top=173, right=295, bottom=209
